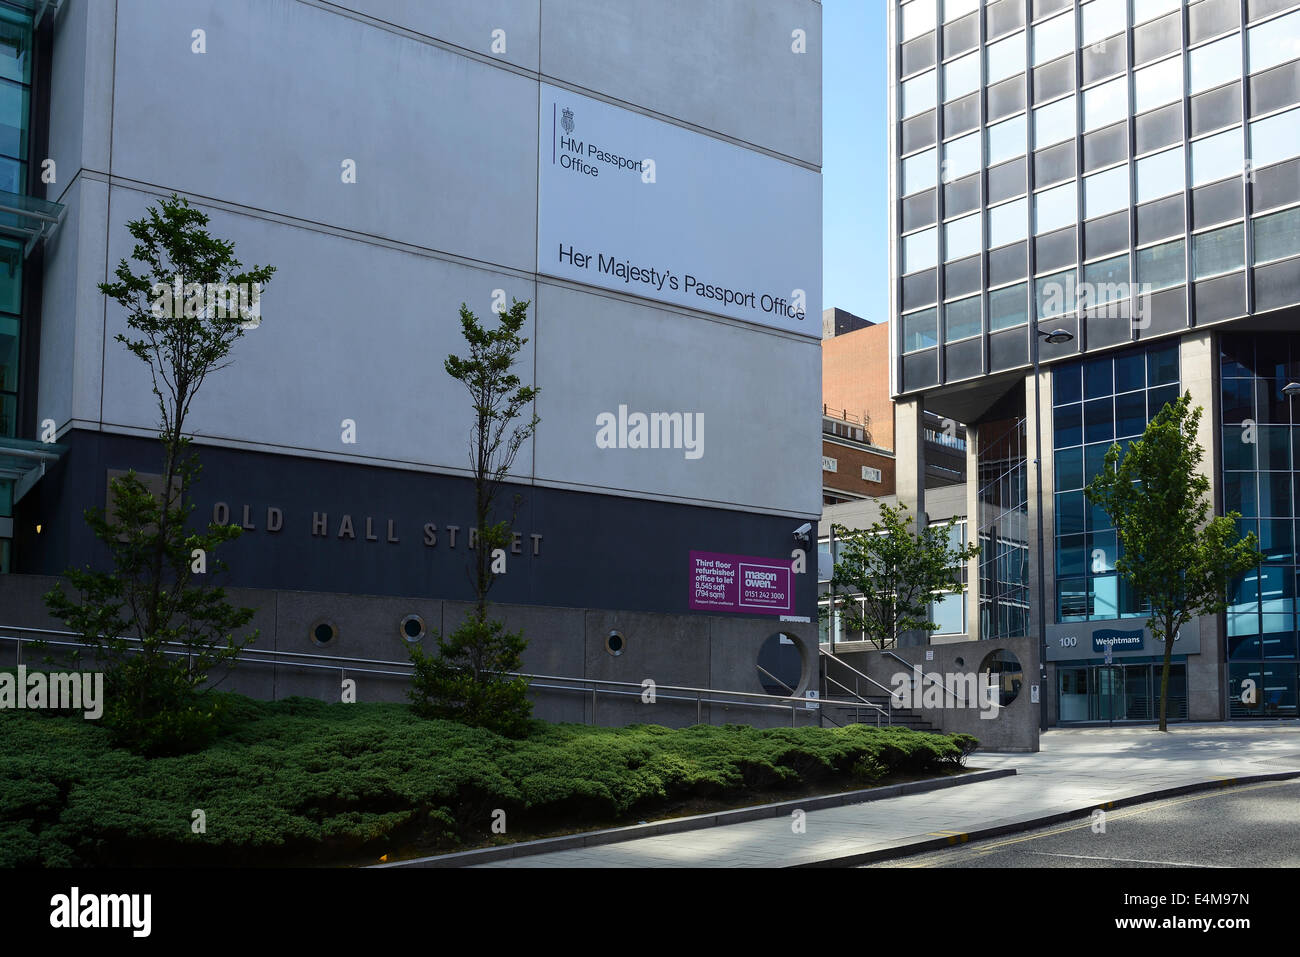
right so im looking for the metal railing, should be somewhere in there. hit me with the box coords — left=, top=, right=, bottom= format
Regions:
left=817, top=647, right=891, bottom=725
left=883, top=650, right=1002, bottom=714
left=0, top=625, right=826, bottom=728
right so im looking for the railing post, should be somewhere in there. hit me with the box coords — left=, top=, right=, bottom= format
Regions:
left=696, top=692, right=701, bottom=726
left=591, top=684, right=597, bottom=726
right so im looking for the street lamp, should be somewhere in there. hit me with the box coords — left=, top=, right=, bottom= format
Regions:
left=1033, top=326, right=1075, bottom=732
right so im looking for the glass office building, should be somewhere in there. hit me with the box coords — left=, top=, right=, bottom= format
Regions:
left=889, top=0, right=1300, bottom=723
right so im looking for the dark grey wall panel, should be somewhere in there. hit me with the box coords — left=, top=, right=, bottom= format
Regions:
left=1137, top=194, right=1186, bottom=244
left=1255, top=256, right=1300, bottom=313
left=1135, top=102, right=1184, bottom=154
left=1142, top=286, right=1190, bottom=337
left=1036, top=141, right=1077, bottom=186
left=903, top=268, right=939, bottom=310
left=1250, top=61, right=1300, bottom=118
left=1194, top=271, right=1247, bottom=324
left=990, top=327, right=1029, bottom=371
left=1034, top=57, right=1075, bottom=103
left=1193, top=179, right=1245, bottom=229
left=902, top=112, right=937, bottom=153
left=1083, top=123, right=1127, bottom=173
left=18, top=431, right=819, bottom=619
left=944, top=93, right=980, bottom=137
left=945, top=255, right=982, bottom=298
left=945, top=337, right=983, bottom=381
left=945, top=173, right=981, bottom=216
left=904, top=348, right=940, bottom=390
left=1086, top=211, right=1130, bottom=259
left=944, top=12, right=979, bottom=55
left=1190, top=84, right=1242, bottom=137
left=1134, top=13, right=1181, bottom=65
left=902, top=35, right=936, bottom=76
left=1036, top=227, right=1078, bottom=273
left=988, top=157, right=1027, bottom=204
left=988, top=76, right=1027, bottom=122
left=989, top=242, right=1029, bottom=286
left=1253, top=157, right=1300, bottom=214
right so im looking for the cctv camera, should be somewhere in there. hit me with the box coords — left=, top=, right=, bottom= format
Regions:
left=794, top=522, right=812, bottom=539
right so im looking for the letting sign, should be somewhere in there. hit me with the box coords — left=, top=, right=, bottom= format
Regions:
left=689, top=550, right=794, bottom=616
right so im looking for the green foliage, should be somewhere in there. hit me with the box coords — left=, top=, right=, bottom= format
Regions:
left=42, top=195, right=273, bottom=754
left=0, top=698, right=978, bottom=866
left=407, top=614, right=532, bottom=738
left=1086, top=393, right=1263, bottom=730
left=410, top=300, right=539, bottom=733
left=824, top=503, right=981, bottom=648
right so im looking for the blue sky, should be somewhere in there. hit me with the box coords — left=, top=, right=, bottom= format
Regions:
left=822, top=1, right=888, bottom=322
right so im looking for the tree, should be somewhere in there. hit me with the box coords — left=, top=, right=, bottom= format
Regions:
left=1086, top=393, right=1262, bottom=731
left=43, top=194, right=275, bottom=754
left=408, top=300, right=538, bottom=737
left=823, top=502, right=980, bottom=649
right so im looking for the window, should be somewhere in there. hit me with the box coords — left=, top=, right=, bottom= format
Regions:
left=903, top=147, right=938, bottom=195
left=901, top=0, right=937, bottom=42
left=1134, top=0, right=1180, bottom=25
left=1138, top=238, right=1186, bottom=290
left=1034, top=11, right=1075, bottom=66
left=902, top=70, right=937, bottom=119
left=1037, top=270, right=1078, bottom=319
left=904, top=226, right=939, bottom=274
left=989, top=282, right=1029, bottom=330
left=1085, top=164, right=1130, bottom=219
left=1250, top=108, right=1300, bottom=171
left=1248, top=9, right=1300, bottom=75
left=943, top=0, right=978, bottom=24
left=987, top=113, right=1027, bottom=166
left=987, top=31, right=1027, bottom=84
left=944, top=130, right=982, bottom=182
left=1084, top=76, right=1128, bottom=131
left=1035, top=181, right=1078, bottom=234
left=1082, top=0, right=1127, bottom=47
left=1191, top=126, right=1243, bottom=186
left=1134, top=56, right=1184, bottom=113
left=1136, top=145, right=1185, bottom=203
left=1253, top=207, right=1300, bottom=265
left=1194, top=223, right=1245, bottom=278
left=945, top=212, right=982, bottom=261
left=1190, top=33, right=1242, bottom=94
left=989, top=197, right=1029, bottom=247
left=1035, top=95, right=1076, bottom=149
left=945, top=50, right=980, bottom=101
left=1084, top=254, right=1130, bottom=304
left=903, top=307, right=939, bottom=352
left=945, top=295, right=981, bottom=341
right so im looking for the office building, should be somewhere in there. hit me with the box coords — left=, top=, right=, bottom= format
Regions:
left=889, top=0, right=1300, bottom=722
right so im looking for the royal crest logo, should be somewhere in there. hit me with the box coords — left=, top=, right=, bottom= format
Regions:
left=561, top=107, right=574, bottom=134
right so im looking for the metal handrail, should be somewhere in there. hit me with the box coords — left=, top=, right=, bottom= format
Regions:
left=818, top=646, right=898, bottom=699
left=883, top=649, right=1002, bottom=712
left=822, top=672, right=887, bottom=725
left=0, top=625, right=822, bottom=726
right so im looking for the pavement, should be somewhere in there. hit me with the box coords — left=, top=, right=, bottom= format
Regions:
left=870, top=778, right=1300, bottom=868
left=474, top=722, right=1300, bottom=867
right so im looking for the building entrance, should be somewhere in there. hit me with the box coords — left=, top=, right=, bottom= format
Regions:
left=1057, top=660, right=1186, bottom=724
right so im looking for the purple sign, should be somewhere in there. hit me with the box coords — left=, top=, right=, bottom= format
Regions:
left=689, top=550, right=794, bottom=616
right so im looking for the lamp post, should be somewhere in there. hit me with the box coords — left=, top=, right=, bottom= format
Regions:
left=1033, top=327, right=1075, bottom=732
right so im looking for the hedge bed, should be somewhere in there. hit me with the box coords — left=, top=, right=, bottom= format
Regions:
left=0, top=694, right=977, bottom=867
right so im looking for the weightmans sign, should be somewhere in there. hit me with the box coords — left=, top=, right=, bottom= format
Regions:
left=537, top=83, right=821, bottom=337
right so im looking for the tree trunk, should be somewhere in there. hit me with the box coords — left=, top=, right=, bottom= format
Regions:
left=1157, top=614, right=1175, bottom=732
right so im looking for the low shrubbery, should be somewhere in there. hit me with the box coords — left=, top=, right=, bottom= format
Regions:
left=0, top=695, right=977, bottom=867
